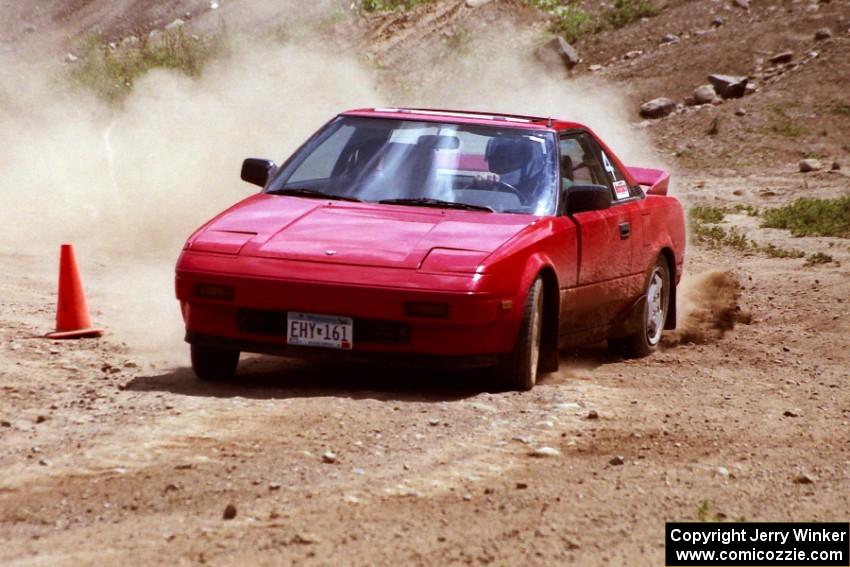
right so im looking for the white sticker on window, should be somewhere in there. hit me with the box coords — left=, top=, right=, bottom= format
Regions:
left=601, top=151, right=617, bottom=179
left=613, top=180, right=630, bottom=199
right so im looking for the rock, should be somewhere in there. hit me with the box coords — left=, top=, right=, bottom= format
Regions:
left=428, top=418, right=440, bottom=426
left=38, top=458, right=49, bottom=466
left=64, top=53, right=78, bottom=63
left=586, top=410, right=599, bottom=420
left=715, top=466, right=730, bottom=479
left=535, top=36, right=580, bottom=70
left=799, top=159, right=822, bottom=173
left=466, top=0, right=493, bottom=6
left=210, top=1, right=220, bottom=9
left=609, top=455, right=625, bottom=466
left=123, top=360, right=138, bottom=368
left=769, top=51, right=794, bottom=65
left=814, top=27, right=832, bottom=40
left=165, top=18, right=185, bottom=31
left=660, top=33, right=678, bottom=44
left=793, top=473, right=815, bottom=484
left=831, top=161, right=841, bottom=170
left=639, top=98, right=676, bottom=119
left=707, top=74, right=749, bottom=99
left=735, top=107, right=747, bottom=116
left=35, top=415, right=48, bottom=424
left=711, top=15, right=726, bottom=27
left=783, top=408, right=802, bottom=417
left=589, top=64, right=603, bottom=72
left=291, top=533, right=320, bottom=545
left=529, top=447, right=561, bottom=458
left=148, top=30, right=162, bottom=41
left=684, top=96, right=697, bottom=107
left=733, top=0, right=749, bottom=9
left=269, top=482, right=281, bottom=491
left=693, top=84, right=717, bottom=105
left=624, top=50, right=643, bottom=59
left=322, top=451, right=338, bottom=464
left=222, top=503, right=237, bottom=520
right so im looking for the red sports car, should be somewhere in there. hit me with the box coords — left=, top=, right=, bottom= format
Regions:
left=175, top=108, right=685, bottom=390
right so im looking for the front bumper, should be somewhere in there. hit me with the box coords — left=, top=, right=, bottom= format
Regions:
left=176, top=252, right=522, bottom=357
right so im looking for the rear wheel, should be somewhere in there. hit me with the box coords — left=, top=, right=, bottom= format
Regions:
left=609, top=257, right=670, bottom=358
left=191, top=344, right=240, bottom=381
left=499, top=278, right=544, bottom=391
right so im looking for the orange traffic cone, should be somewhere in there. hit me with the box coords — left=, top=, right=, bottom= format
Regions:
left=46, top=244, right=103, bottom=339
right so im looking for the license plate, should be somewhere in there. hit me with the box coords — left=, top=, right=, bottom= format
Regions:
left=286, top=312, right=353, bottom=350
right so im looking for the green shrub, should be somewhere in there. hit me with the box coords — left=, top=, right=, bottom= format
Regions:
left=761, top=244, right=804, bottom=259
left=603, top=0, right=659, bottom=29
left=761, top=196, right=850, bottom=238
left=528, top=0, right=659, bottom=43
left=766, top=104, right=807, bottom=138
left=68, top=29, right=218, bottom=103
left=805, top=252, right=835, bottom=266
left=689, top=205, right=727, bottom=225
left=360, top=0, right=433, bottom=12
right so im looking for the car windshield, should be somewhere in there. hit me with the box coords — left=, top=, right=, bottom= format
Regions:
left=268, top=116, right=559, bottom=215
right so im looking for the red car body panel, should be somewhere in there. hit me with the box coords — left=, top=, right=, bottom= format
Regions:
left=176, top=108, right=686, bottom=366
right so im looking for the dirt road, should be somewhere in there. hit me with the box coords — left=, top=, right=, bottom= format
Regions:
left=1, top=173, right=848, bottom=566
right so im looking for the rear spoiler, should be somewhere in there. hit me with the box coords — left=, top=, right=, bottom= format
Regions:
left=626, top=166, right=670, bottom=196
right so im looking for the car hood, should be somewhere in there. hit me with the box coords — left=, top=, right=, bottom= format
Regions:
left=189, top=194, right=535, bottom=270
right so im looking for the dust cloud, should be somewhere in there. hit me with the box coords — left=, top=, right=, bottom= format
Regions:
left=0, top=16, right=670, bottom=364
left=0, top=40, right=380, bottom=359
left=663, top=270, right=751, bottom=347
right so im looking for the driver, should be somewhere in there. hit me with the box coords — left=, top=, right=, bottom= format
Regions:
left=471, top=136, right=546, bottom=200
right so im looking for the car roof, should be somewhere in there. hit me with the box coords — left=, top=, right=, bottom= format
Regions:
left=341, top=107, right=587, bottom=132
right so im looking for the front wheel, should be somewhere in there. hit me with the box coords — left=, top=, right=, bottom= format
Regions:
left=609, top=257, right=670, bottom=358
left=191, top=344, right=240, bottom=381
left=498, top=278, right=544, bottom=391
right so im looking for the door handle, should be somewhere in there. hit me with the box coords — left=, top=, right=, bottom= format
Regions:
left=619, top=222, right=631, bottom=239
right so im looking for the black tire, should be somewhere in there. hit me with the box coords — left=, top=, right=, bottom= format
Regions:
left=190, top=344, right=240, bottom=382
left=499, top=278, right=544, bottom=391
left=609, top=257, right=670, bottom=358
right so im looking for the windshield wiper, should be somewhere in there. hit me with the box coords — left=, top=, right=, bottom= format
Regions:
left=267, top=187, right=362, bottom=202
left=378, top=197, right=493, bottom=212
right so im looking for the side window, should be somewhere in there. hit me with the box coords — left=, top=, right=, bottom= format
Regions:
left=598, top=148, right=631, bottom=201
left=559, top=134, right=607, bottom=188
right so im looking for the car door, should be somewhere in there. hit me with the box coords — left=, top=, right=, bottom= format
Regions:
left=558, top=132, right=639, bottom=332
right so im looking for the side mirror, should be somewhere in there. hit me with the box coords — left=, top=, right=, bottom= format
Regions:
left=241, top=158, right=276, bottom=188
left=563, top=184, right=612, bottom=215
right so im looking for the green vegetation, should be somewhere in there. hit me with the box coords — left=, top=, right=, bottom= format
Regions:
left=832, top=101, right=850, bottom=117
left=688, top=206, right=805, bottom=259
left=689, top=205, right=727, bottom=225
left=359, top=0, right=433, bottom=12
left=805, top=252, right=835, bottom=266
left=766, top=104, right=807, bottom=138
left=696, top=500, right=727, bottom=522
left=528, top=0, right=660, bottom=43
left=732, top=203, right=760, bottom=216
left=68, top=29, right=219, bottom=103
left=761, top=243, right=804, bottom=259
left=760, top=196, right=850, bottom=238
